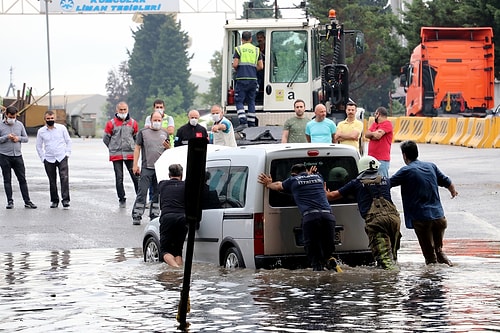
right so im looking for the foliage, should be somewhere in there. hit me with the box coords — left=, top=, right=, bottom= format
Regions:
left=200, top=50, right=222, bottom=107
left=127, top=14, right=196, bottom=121
left=241, top=0, right=277, bottom=19
left=309, top=0, right=404, bottom=112
left=104, top=61, right=130, bottom=119
left=398, top=0, right=500, bottom=79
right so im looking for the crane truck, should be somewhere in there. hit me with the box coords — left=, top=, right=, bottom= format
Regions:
left=220, top=4, right=363, bottom=132
left=400, top=27, right=495, bottom=117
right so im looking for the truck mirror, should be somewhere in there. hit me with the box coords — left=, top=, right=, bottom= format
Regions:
left=355, top=32, right=364, bottom=55
left=400, top=74, right=407, bottom=87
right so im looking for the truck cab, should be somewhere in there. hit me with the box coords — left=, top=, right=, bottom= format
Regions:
left=222, top=17, right=323, bottom=126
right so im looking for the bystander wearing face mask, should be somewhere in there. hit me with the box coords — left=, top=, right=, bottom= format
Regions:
left=189, top=118, right=198, bottom=126
left=6, top=118, right=16, bottom=125
left=151, top=121, right=162, bottom=130
left=211, top=114, right=220, bottom=123
left=117, top=113, right=128, bottom=120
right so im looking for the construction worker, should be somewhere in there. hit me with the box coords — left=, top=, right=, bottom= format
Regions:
left=232, top=31, right=264, bottom=132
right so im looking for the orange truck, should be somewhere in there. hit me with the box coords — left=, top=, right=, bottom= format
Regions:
left=400, top=27, right=495, bottom=117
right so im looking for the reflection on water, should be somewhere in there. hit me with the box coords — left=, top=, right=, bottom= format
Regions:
left=1, top=240, right=499, bottom=332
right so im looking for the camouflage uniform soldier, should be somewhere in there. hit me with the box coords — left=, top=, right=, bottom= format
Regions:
left=326, top=156, right=401, bottom=269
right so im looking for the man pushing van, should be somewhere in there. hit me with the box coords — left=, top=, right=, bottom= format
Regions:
left=258, top=164, right=340, bottom=272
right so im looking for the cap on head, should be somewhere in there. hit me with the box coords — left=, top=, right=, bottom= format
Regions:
left=328, top=167, right=348, bottom=182
left=358, top=155, right=380, bottom=173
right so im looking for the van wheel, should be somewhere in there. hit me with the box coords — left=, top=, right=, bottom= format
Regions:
left=144, top=237, right=161, bottom=263
left=223, top=247, right=245, bottom=269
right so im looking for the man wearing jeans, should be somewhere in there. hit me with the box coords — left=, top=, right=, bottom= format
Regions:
left=103, top=101, right=139, bottom=208
left=232, top=31, right=263, bottom=131
left=36, top=110, right=72, bottom=209
left=0, top=106, right=37, bottom=209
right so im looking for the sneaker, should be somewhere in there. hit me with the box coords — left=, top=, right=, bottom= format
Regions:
left=50, top=202, right=59, bottom=208
left=119, top=200, right=126, bottom=208
left=24, top=201, right=37, bottom=209
left=132, top=217, right=141, bottom=225
left=234, top=124, right=248, bottom=132
left=62, top=200, right=70, bottom=209
left=6, top=201, right=13, bottom=209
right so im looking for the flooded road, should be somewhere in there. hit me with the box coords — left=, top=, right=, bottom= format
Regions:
left=1, top=240, right=499, bottom=332
left=1, top=139, right=499, bottom=331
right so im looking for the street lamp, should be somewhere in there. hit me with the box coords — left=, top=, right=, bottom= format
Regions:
left=44, top=0, right=53, bottom=110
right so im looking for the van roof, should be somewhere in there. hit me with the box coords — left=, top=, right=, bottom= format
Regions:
left=209, top=143, right=359, bottom=158
left=155, top=143, right=359, bottom=182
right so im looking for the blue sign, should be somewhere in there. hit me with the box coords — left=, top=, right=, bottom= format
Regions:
left=43, top=0, right=179, bottom=13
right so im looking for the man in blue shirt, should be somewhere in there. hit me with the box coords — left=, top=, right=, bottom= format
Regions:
left=390, top=140, right=458, bottom=266
left=258, top=164, right=339, bottom=271
left=305, top=104, right=336, bottom=143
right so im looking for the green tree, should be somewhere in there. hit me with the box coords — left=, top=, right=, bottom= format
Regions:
left=127, top=14, right=196, bottom=121
left=104, top=60, right=131, bottom=119
left=241, top=0, right=276, bottom=19
left=309, top=0, right=403, bottom=111
left=399, top=0, right=500, bottom=79
left=200, top=50, right=222, bottom=107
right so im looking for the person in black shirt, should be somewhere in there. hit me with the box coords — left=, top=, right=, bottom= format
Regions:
left=173, top=110, right=208, bottom=147
left=158, top=164, right=186, bottom=268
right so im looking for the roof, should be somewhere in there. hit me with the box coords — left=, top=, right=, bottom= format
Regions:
left=224, top=17, right=321, bottom=29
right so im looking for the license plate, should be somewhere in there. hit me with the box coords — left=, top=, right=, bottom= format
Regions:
left=293, top=226, right=343, bottom=246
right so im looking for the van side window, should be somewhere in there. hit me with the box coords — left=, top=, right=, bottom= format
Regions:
left=205, top=166, right=248, bottom=208
left=268, top=157, right=358, bottom=207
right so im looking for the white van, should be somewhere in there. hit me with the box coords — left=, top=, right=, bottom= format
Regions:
left=143, top=143, right=373, bottom=269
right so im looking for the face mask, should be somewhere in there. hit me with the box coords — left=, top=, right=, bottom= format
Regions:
left=151, top=121, right=162, bottom=130
left=154, top=108, right=164, bottom=115
left=46, top=120, right=55, bottom=127
left=117, top=113, right=127, bottom=120
left=6, top=118, right=15, bottom=125
left=189, top=118, right=198, bottom=126
left=211, top=114, right=220, bottom=123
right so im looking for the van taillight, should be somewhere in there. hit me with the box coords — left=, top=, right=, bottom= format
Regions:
left=254, top=213, right=264, bottom=255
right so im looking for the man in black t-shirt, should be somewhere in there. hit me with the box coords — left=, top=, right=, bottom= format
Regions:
left=173, top=110, right=208, bottom=147
left=158, top=164, right=187, bottom=268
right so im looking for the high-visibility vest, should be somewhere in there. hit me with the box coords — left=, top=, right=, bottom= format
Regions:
left=235, top=42, right=260, bottom=80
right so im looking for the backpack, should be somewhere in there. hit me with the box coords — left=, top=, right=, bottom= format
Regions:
left=360, top=175, right=399, bottom=221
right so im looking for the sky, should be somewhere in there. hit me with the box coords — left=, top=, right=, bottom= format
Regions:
left=0, top=7, right=233, bottom=97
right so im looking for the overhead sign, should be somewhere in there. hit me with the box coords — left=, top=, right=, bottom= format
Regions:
left=41, top=0, right=179, bottom=13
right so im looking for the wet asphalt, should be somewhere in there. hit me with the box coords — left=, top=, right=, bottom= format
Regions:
left=0, top=137, right=499, bottom=253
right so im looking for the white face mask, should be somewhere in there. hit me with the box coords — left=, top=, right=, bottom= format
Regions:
left=151, top=121, right=162, bottom=130
left=117, top=113, right=128, bottom=120
left=6, top=118, right=16, bottom=125
left=211, top=114, right=220, bottom=123
left=154, top=108, right=164, bottom=115
left=189, top=118, right=198, bottom=126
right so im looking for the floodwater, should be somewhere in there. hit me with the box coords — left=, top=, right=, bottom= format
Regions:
left=1, top=240, right=499, bottom=332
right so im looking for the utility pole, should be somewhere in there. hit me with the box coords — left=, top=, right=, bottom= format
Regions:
left=6, top=66, right=16, bottom=97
